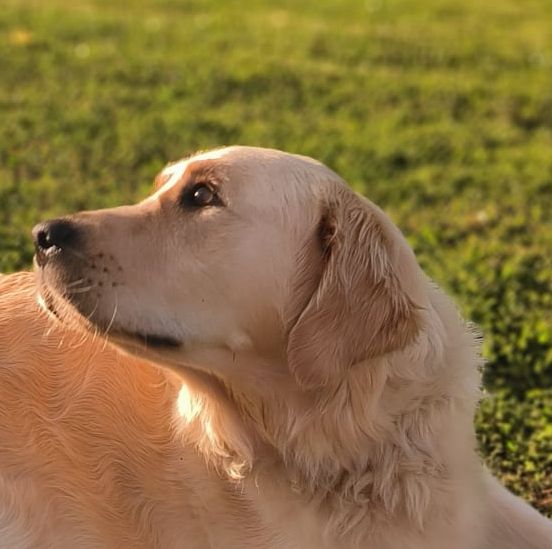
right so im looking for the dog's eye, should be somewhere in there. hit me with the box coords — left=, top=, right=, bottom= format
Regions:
left=192, top=184, right=215, bottom=206
left=182, top=183, right=221, bottom=208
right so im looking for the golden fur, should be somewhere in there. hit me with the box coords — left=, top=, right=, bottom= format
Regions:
left=1, top=146, right=551, bottom=548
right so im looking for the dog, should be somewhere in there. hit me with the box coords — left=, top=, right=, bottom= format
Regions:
left=1, top=146, right=551, bottom=548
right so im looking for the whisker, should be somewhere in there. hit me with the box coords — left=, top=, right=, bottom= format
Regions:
left=66, top=285, right=93, bottom=295
left=85, top=299, right=99, bottom=322
left=105, top=299, right=118, bottom=334
left=66, top=278, right=86, bottom=288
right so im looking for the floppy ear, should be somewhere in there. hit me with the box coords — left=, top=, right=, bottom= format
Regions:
left=287, top=188, right=422, bottom=389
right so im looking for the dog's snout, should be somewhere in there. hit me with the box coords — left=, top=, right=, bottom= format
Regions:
left=32, top=219, right=79, bottom=255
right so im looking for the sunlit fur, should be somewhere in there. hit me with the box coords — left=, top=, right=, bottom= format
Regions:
left=1, top=146, right=551, bottom=548
left=0, top=273, right=278, bottom=548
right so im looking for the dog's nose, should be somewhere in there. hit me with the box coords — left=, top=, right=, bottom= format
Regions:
left=32, top=219, right=79, bottom=252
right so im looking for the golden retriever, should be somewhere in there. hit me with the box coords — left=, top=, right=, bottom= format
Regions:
left=0, top=146, right=551, bottom=548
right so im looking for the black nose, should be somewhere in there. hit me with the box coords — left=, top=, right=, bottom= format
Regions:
left=32, top=219, right=79, bottom=252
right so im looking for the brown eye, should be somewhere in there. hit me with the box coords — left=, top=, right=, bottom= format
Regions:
left=192, top=184, right=215, bottom=207
left=181, top=182, right=222, bottom=209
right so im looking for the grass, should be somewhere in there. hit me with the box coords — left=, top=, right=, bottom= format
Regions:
left=0, top=0, right=551, bottom=515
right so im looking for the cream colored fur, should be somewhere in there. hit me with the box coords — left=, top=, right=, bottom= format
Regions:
left=0, top=146, right=551, bottom=548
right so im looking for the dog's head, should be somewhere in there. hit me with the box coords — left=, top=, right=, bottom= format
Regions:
left=34, top=146, right=426, bottom=390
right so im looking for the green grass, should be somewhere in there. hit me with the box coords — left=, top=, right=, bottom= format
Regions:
left=0, top=0, right=551, bottom=515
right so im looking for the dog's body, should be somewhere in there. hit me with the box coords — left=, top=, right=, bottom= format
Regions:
left=0, top=273, right=281, bottom=549
left=0, top=146, right=551, bottom=548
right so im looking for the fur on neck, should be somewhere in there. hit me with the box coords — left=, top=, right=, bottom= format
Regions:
left=173, top=289, right=482, bottom=542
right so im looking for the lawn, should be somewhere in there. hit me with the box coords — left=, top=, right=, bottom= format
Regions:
left=0, top=0, right=551, bottom=515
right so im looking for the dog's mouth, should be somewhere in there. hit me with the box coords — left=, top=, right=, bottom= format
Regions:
left=120, top=330, right=182, bottom=349
left=37, top=283, right=87, bottom=327
left=38, top=290, right=62, bottom=321
left=38, top=285, right=182, bottom=351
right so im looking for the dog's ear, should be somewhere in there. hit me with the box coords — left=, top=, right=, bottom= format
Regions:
left=287, top=189, right=422, bottom=389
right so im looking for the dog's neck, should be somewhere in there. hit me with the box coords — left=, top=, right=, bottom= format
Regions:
left=173, top=288, right=481, bottom=540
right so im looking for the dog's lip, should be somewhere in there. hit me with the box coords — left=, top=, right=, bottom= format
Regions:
left=116, top=329, right=182, bottom=349
left=36, top=283, right=69, bottom=322
left=37, top=289, right=62, bottom=321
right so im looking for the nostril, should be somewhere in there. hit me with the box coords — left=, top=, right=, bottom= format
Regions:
left=32, top=219, right=79, bottom=252
left=36, top=228, right=53, bottom=250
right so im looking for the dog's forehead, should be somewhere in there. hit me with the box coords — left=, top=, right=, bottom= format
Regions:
left=152, top=149, right=229, bottom=197
left=165, top=148, right=232, bottom=178
left=151, top=146, right=338, bottom=202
